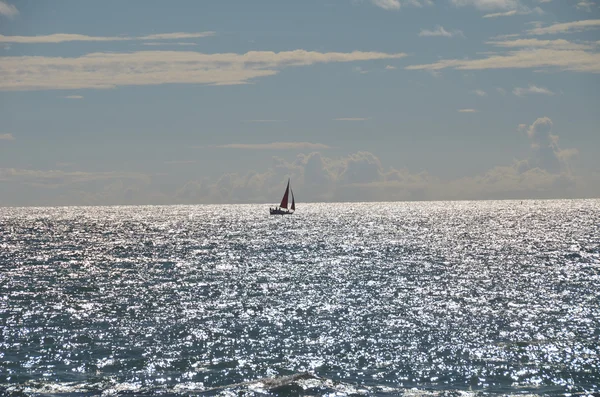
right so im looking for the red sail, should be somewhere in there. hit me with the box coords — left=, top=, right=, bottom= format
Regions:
left=279, top=179, right=290, bottom=208
left=290, top=189, right=295, bottom=211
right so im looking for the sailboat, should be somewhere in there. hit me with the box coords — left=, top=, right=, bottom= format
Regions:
left=270, top=178, right=295, bottom=215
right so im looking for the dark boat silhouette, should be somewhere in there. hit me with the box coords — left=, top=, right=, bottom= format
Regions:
left=270, top=178, right=295, bottom=215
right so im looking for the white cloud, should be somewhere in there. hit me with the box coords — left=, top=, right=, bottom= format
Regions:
left=449, top=0, right=520, bottom=10
left=0, top=31, right=215, bottom=44
left=513, top=84, right=554, bottom=96
left=483, top=10, right=518, bottom=17
left=0, top=49, right=407, bottom=91
left=404, top=0, right=434, bottom=6
left=63, top=95, right=83, bottom=99
left=141, top=42, right=198, bottom=46
left=371, top=0, right=401, bottom=10
left=1, top=136, right=593, bottom=206
left=473, top=89, right=487, bottom=96
left=527, top=19, right=600, bottom=35
left=213, top=142, right=331, bottom=150
left=419, top=26, right=464, bottom=38
left=385, top=65, right=397, bottom=69
left=458, top=108, right=478, bottom=112
left=140, top=32, right=215, bottom=40
left=0, top=1, right=18, bottom=18
left=487, top=38, right=594, bottom=50
left=0, top=133, right=15, bottom=140
left=576, top=1, right=595, bottom=12
left=522, top=117, right=577, bottom=173
left=367, top=0, right=433, bottom=9
left=334, top=117, right=370, bottom=121
left=485, top=5, right=543, bottom=17
left=482, top=6, right=543, bottom=17
left=178, top=142, right=584, bottom=204
left=406, top=48, right=600, bottom=73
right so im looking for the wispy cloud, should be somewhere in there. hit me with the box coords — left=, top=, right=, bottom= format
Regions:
left=385, top=65, right=397, bottom=70
left=334, top=117, right=370, bottom=121
left=140, top=32, right=215, bottom=40
left=0, top=31, right=215, bottom=44
left=213, top=142, right=331, bottom=150
left=142, top=42, right=198, bottom=46
left=0, top=49, right=408, bottom=91
left=458, top=108, right=478, bottom=112
left=483, top=10, right=518, bottom=17
left=0, top=133, right=15, bottom=140
left=483, top=6, right=542, bottom=17
left=371, top=0, right=401, bottom=10
left=0, top=1, right=18, bottom=18
left=449, top=0, right=520, bottom=11
left=576, top=1, right=595, bottom=12
left=513, top=84, right=554, bottom=96
left=473, top=89, right=487, bottom=96
left=488, top=38, right=594, bottom=50
left=63, top=95, right=83, bottom=99
left=527, top=19, right=600, bottom=35
left=406, top=48, right=600, bottom=73
left=419, top=25, right=464, bottom=38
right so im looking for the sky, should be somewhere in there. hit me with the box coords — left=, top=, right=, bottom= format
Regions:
left=0, top=0, right=599, bottom=206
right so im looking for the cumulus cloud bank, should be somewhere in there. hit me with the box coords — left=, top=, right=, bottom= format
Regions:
left=0, top=50, right=408, bottom=91
left=1, top=117, right=592, bottom=206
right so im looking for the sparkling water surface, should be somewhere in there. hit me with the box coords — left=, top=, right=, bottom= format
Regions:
left=1, top=200, right=599, bottom=396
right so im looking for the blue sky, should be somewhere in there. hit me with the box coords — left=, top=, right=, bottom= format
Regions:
left=0, top=0, right=599, bottom=206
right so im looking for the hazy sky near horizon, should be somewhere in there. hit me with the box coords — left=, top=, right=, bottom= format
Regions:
left=1, top=0, right=599, bottom=206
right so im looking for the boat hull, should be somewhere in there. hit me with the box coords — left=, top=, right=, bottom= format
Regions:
left=270, top=208, right=293, bottom=215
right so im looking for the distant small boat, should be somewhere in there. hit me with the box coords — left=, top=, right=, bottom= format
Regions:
left=270, top=178, right=295, bottom=215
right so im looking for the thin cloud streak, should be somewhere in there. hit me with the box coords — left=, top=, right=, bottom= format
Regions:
left=0, top=49, right=408, bottom=91
left=527, top=19, right=600, bottom=35
left=458, top=108, right=478, bottom=112
left=0, top=133, right=15, bottom=140
left=419, top=26, right=464, bottom=37
left=334, top=117, right=370, bottom=121
left=487, top=38, right=594, bottom=50
left=483, top=10, right=518, bottom=17
left=0, top=31, right=215, bottom=44
left=449, top=0, right=521, bottom=10
left=576, top=1, right=595, bottom=12
left=513, top=84, right=554, bottom=96
left=483, top=6, right=543, bottom=18
left=371, top=0, right=401, bottom=10
left=142, top=42, right=198, bottom=46
left=406, top=48, right=600, bottom=73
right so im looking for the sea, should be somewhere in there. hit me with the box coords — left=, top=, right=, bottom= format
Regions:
left=1, top=199, right=599, bottom=397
